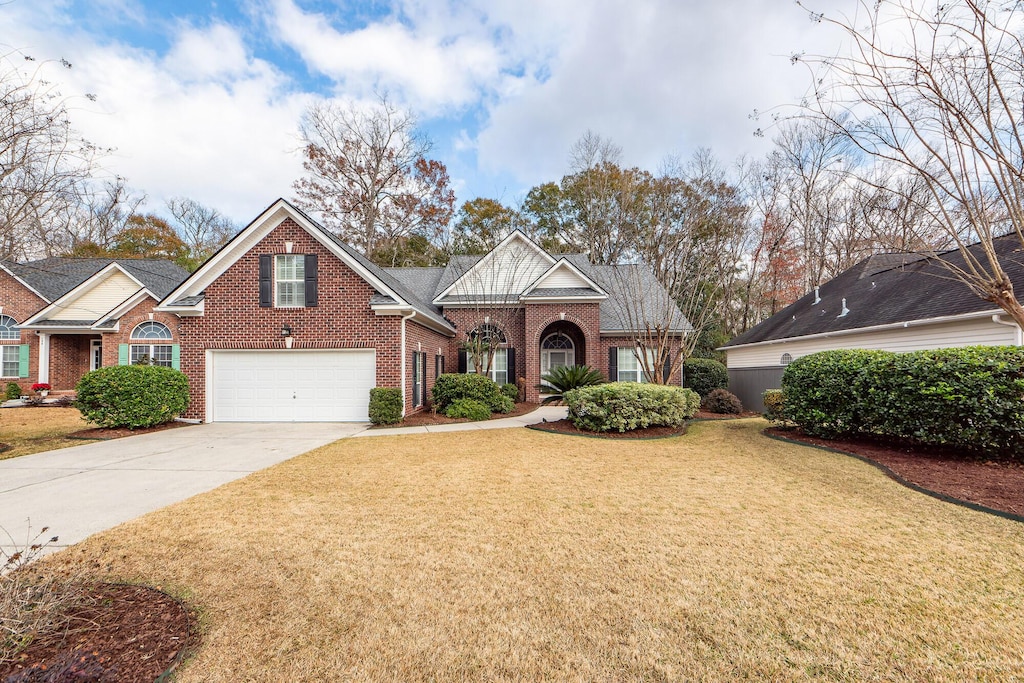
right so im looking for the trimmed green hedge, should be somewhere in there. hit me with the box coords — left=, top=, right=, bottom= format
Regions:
left=782, top=347, right=1024, bottom=456
left=75, top=365, right=190, bottom=428
left=564, top=382, right=700, bottom=433
left=432, top=373, right=505, bottom=412
left=683, top=358, right=728, bottom=397
left=445, top=398, right=491, bottom=421
left=368, top=388, right=403, bottom=424
left=762, top=389, right=786, bottom=423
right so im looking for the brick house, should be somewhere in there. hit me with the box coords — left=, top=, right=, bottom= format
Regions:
left=155, top=199, right=689, bottom=422
left=0, top=257, right=188, bottom=395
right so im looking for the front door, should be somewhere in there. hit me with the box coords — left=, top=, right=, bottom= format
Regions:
left=90, top=340, right=102, bottom=371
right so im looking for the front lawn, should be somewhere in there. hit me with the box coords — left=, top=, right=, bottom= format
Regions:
left=48, top=420, right=1024, bottom=681
left=0, top=407, right=87, bottom=460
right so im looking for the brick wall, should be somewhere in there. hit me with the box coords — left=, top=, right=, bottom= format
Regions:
left=178, top=218, right=418, bottom=421
left=0, top=270, right=46, bottom=392
left=523, top=303, right=601, bottom=402
left=100, top=297, right=180, bottom=369
left=48, top=335, right=93, bottom=390
left=443, top=307, right=526, bottom=387
left=404, top=319, right=453, bottom=413
left=600, top=335, right=684, bottom=385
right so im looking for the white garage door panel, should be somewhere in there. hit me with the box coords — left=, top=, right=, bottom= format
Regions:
left=211, top=350, right=376, bottom=422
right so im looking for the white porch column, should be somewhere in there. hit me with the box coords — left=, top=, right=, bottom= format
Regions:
left=37, top=332, right=50, bottom=383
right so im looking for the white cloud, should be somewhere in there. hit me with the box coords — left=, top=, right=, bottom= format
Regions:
left=267, top=0, right=511, bottom=113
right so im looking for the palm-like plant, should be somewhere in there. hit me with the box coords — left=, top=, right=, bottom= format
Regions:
left=537, top=364, right=605, bottom=404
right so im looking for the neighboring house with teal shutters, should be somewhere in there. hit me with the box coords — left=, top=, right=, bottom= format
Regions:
left=0, top=257, right=188, bottom=393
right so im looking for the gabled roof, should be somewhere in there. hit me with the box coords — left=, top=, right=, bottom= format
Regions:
left=520, top=257, right=608, bottom=300
left=1, top=257, right=186, bottom=304
left=723, top=235, right=1024, bottom=349
left=157, top=198, right=454, bottom=335
left=433, top=230, right=554, bottom=304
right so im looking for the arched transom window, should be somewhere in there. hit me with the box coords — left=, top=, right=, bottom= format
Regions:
left=470, top=323, right=506, bottom=345
left=540, top=332, right=575, bottom=380
left=780, top=352, right=793, bottom=366
left=130, top=321, right=173, bottom=366
left=466, top=324, right=508, bottom=384
left=541, top=333, right=573, bottom=350
left=0, top=315, right=18, bottom=340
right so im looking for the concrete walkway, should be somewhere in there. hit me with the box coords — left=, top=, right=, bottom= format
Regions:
left=0, top=407, right=566, bottom=554
left=354, top=406, right=566, bottom=437
left=0, top=422, right=366, bottom=552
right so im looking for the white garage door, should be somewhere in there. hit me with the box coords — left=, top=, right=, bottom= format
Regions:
left=210, top=350, right=376, bottom=422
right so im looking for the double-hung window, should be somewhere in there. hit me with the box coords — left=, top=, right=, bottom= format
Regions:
left=617, top=347, right=658, bottom=382
left=1, top=346, right=19, bottom=377
left=130, top=322, right=173, bottom=367
left=275, top=255, right=305, bottom=307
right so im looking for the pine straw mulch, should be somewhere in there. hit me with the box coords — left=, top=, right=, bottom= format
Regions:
left=66, top=421, right=193, bottom=441
left=765, top=427, right=1024, bottom=518
left=0, top=583, right=195, bottom=682
left=370, top=401, right=537, bottom=428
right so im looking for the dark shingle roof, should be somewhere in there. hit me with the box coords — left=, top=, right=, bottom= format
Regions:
left=521, top=287, right=602, bottom=298
left=4, top=258, right=188, bottom=303
left=723, top=235, right=1024, bottom=348
left=167, top=295, right=205, bottom=307
left=383, top=267, right=445, bottom=300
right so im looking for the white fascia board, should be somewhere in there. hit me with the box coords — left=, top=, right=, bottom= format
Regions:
left=520, top=295, right=607, bottom=303
left=159, top=199, right=409, bottom=308
left=433, top=300, right=521, bottom=308
left=371, top=305, right=454, bottom=336
left=521, top=258, right=608, bottom=297
left=432, top=230, right=555, bottom=304
left=19, top=325, right=102, bottom=334
left=22, top=262, right=149, bottom=326
left=717, top=308, right=1007, bottom=351
left=0, top=263, right=49, bottom=303
left=599, top=329, right=690, bottom=336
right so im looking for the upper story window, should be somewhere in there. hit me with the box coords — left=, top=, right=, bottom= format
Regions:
left=130, top=321, right=173, bottom=367
left=780, top=353, right=793, bottom=366
left=0, top=315, right=18, bottom=340
left=275, top=255, right=305, bottom=307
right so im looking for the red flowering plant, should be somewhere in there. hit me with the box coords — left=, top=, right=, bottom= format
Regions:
left=31, top=382, right=51, bottom=392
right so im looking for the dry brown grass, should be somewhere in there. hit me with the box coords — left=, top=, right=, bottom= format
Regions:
left=47, top=420, right=1024, bottom=681
left=0, top=408, right=87, bottom=460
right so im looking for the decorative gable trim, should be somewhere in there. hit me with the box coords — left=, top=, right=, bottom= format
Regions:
left=22, top=262, right=151, bottom=326
left=156, top=198, right=408, bottom=314
left=432, top=230, right=555, bottom=305
left=520, top=258, right=608, bottom=300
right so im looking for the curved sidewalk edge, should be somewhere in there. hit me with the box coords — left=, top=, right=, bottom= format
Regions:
left=762, top=431, right=1024, bottom=525
left=354, top=406, right=568, bottom=438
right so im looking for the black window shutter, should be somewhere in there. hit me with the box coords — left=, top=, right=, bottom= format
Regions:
left=505, top=348, right=516, bottom=384
left=663, top=354, right=672, bottom=383
left=608, top=347, right=618, bottom=382
left=304, top=254, right=318, bottom=307
left=421, top=353, right=428, bottom=405
left=259, top=255, right=272, bottom=307
left=458, top=349, right=467, bottom=373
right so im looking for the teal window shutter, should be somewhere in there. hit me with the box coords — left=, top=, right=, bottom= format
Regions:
left=171, top=344, right=180, bottom=371
left=18, top=344, right=29, bottom=378
left=118, top=344, right=129, bottom=365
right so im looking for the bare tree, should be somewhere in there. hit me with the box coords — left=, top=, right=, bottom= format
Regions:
left=167, top=196, right=237, bottom=260
left=292, top=95, right=455, bottom=266
left=795, top=0, right=1024, bottom=327
left=0, top=53, right=104, bottom=260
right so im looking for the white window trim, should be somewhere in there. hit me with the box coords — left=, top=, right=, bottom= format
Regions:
left=0, top=345, right=19, bottom=378
left=617, top=347, right=658, bottom=383
left=130, top=344, right=173, bottom=367
left=275, top=254, right=306, bottom=308
left=467, top=347, right=508, bottom=385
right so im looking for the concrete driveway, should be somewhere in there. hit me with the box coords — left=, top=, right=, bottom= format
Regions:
left=0, top=422, right=367, bottom=553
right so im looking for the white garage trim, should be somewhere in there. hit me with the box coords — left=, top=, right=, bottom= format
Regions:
left=207, top=349, right=376, bottom=422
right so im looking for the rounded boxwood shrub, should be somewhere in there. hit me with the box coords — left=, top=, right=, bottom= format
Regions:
left=368, top=387, right=403, bottom=425
left=432, top=373, right=504, bottom=412
left=701, top=388, right=742, bottom=414
left=5, top=382, right=21, bottom=400
left=492, top=395, right=515, bottom=414
left=75, top=365, right=189, bottom=429
left=762, top=389, right=786, bottom=423
left=682, top=358, right=728, bottom=398
left=500, top=383, right=519, bottom=401
left=444, top=398, right=491, bottom=421
left=564, top=382, right=700, bottom=433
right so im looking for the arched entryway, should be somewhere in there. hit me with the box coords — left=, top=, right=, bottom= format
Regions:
left=538, top=320, right=586, bottom=380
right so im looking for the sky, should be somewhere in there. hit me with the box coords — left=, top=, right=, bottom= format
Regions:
left=0, top=0, right=850, bottom=226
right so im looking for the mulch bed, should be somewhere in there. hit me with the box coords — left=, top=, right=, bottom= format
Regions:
left=528, top=418, right=688, bottom=440
left=766, top=427, right=1024, bottom=518
left=0, top=583, right=194, bottom=683
left=371, top=401, right=537, bottom=428
left=66, top=421, right=194, bottom=441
